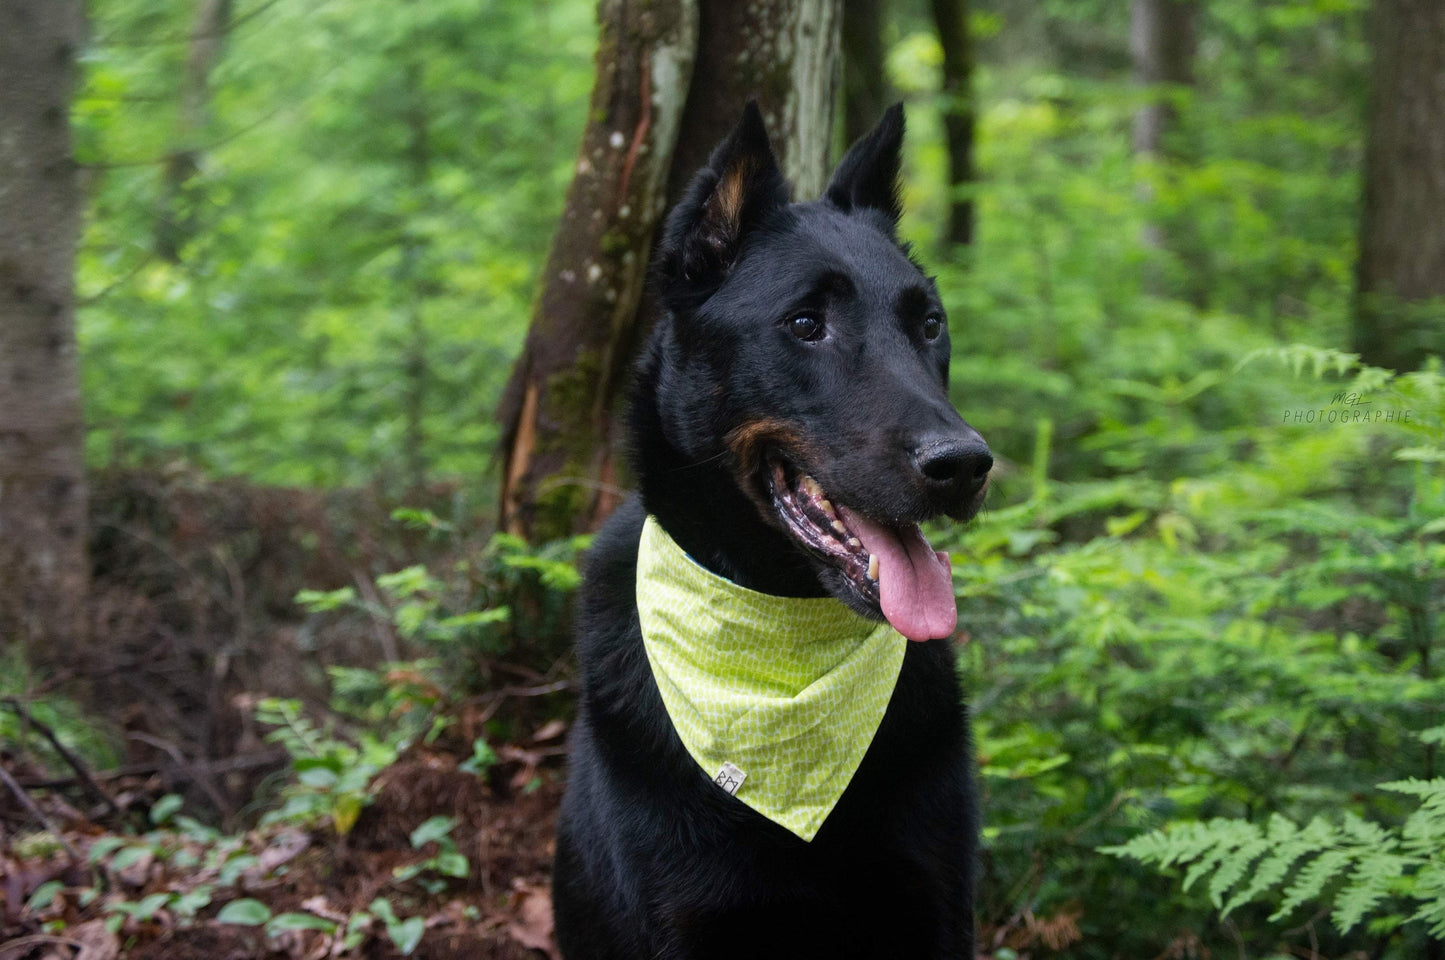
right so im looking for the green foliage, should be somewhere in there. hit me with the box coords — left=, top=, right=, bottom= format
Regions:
left=256, top=696, right=393, bottom=835
left=299, top=514, right=588, bottom=735
left=216, top=898, right=272, bottom=926
left=1104, top=772, right=1445, bottom=937
left=942, top=350, right=1442, bottom=956
left=368, top=897, right=426, bottom=956
left=77, top=0, right=596, bottom=490
left=394, top=815, right=470, bottom=892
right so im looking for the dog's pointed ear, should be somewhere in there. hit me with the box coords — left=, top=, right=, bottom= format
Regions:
left=824, top=102, right=904, bottom=225
left=658, top=101, right=790, bottom=289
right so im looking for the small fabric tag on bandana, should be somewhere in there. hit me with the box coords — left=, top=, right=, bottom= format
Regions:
left=713, top=762, right=747, bottom=796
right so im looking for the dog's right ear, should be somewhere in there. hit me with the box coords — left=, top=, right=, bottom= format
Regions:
left=656, top=101, right=790, bottom=292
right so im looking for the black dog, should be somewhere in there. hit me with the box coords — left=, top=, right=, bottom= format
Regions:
left=552, top=103, right=991, bottom=960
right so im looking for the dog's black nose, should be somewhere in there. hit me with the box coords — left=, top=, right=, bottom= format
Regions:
left=913, top=436, right=993, bottom=493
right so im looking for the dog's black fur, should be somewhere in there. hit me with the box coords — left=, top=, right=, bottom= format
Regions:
left=552, top=103, right=989, bottom=960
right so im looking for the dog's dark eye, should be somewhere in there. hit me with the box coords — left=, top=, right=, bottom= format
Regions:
left=922, top=314, right=944, bottom=341
left=787, top=313, right=825, bottom=342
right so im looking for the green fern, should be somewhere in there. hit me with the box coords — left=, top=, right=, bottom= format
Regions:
left=1103, top=776, right=1445, bottom=937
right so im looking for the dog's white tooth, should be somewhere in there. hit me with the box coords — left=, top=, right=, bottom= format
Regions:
left=847, top=537, right=862, bottom=549
left=818, top=498, right=835, bottom=516
left=831, top=520, right=847, bottom=535
left=800, top=476, right=823, bottom=497
left=867, top=554, right=879, bottom=580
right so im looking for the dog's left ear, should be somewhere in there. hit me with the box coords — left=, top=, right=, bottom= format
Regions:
left=824, top=102, right=904, bottom=226
left=657, top=101, right=790, bottom=290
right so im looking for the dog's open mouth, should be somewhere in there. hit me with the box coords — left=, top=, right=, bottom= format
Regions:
left=766, top=458, right=957, bottom=642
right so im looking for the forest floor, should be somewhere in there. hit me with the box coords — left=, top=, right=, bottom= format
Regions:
left=1, top=741, right=565, bottom=959
left=1, top=468, right=569, bottom=959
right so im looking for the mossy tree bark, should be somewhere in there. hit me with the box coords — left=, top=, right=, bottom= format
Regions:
left=931, top=0, right=975, bottom=247
left=1352, top=0, right=1445, bottom=372
left=0, top=0, right=89, bottom=665
left=498, top=0, right=843, bottom=542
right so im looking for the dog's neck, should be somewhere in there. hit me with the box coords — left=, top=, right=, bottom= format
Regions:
left=628, top=357, right=825, bottom=600
left=641, top=473, right=824, bottom=598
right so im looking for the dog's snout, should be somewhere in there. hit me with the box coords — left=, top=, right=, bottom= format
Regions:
left=913, top=436, right=993, bottom=492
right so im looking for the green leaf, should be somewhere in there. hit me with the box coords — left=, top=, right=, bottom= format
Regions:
left=267, top=912, right=339, bottom=934
left=217, top=898, right=273, bottom=926
left=368, top=897, right=398, bottom=925
left=149, top=793, right=184, bottom=825
left=459, top=738, right=499, bottom=775
left=218, top=853, right=259, bottom=886
left=109, top=846, right=151, bottom=872
left=386, top=915, right=426, bottom=955
left=171, top=885, right=214, bottom=919
left=87, top=836, right=126, bottom=864
left=409, top=815, right=457, bottom=849
left=295, top=586, right=358, bottom=612
left=25, top=880, right=64, bottom=913
left=434, top=851, right=469, bottom=878
left=110, top=892, right=173, bottom=921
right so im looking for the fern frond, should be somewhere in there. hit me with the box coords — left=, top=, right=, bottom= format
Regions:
left=1235, top=344, right=1361, bottom=379
left=1272, top=847, right=1353, bottom=921
left=1207, top=832, right=1271, bottom=909
left=1108, top=779, right=1445, bottom=937
left=1181, top=820, right=1264, bottom=894
left=1333, top=851, right=1416, bottom=932
left=1409, top=862, right=1445, bottom=938
left=1221, top=815, right=1317, bottom=916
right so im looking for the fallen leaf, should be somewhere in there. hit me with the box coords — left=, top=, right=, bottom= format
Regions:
left=70, top=919, right=120, bottom=960
left=505, top=882, right=557, bottom=959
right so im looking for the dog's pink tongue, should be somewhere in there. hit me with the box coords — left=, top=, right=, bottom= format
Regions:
left=839, top=508, right=956, bottom=642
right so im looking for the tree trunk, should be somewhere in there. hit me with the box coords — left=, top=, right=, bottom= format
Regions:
left=399, top=56, right=431, bottom=493
left=497, top=0, right=700, bottom=541
left=498, top=0, right=843, bottom=542
left=0, top=0, right=89, bottom=665
left=1130, top=0, right=1198, bottom=299
left=931, top=0, right=975, bottom=247
left=1130, top=0, right=1196, bottom=160
left=843, top=0, right=888, bottom=148
left=155, top=0, right=232, bottom=262
left=1353, top=0, right=1445, bottom=372
left=664, top=0, right=843, bottom=206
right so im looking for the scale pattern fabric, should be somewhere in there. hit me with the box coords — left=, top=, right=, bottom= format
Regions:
left=636, top=516, right=907, bottom=841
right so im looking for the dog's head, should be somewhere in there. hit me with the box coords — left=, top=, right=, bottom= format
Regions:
left=634, top=102, right=991, bottom=642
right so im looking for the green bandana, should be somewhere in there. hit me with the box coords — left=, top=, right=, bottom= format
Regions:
left=636, top=516, right=907, bottom=841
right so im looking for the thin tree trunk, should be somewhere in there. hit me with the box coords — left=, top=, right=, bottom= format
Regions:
left=1353, top=0, right=1445, bottom=372
left=497, top=0, right=700, bottom=541
left=1130, top=0, right=1196, bottom=160
left=498, top=0, right=843, bottom=542
left=843, top=0, right=888, bottom=148
left=400, top=57, right=430, bottom=493
left=1131, top=0, right=1198, bottom=301
left=155, top=0, right=232, bottom=262
left=931, top=0, right=975, bottom=247
left=0, top=0, right=89, bottom=664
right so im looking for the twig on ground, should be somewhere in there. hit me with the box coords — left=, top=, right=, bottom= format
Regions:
left=16, top=748, right=286, bottom=790
left=127, top=731, right=234, bottom=819
left=2, top=697, right=123, bottom=819
left=0, top=935, right=84, bottom=959
left=0, top=762, right=81, bottom=860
